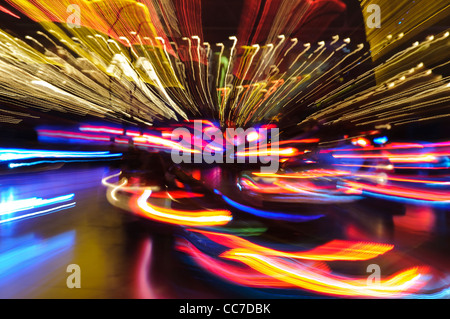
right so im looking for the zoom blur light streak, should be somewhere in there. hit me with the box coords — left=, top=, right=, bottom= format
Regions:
left=8, top=158, right=121, bottom=169
left=343, top=181, right=450, bottom=205
left=0, top=148, right=120, bottom=161
left=176, top=230, right=436, bottom=297
left=326, top=141, right=450, bottom=170
left=176, top=238, right=296, bottom=289
left=0, top=194, right=75, bottom=224
left=252, top=169, right=351, bottom=179
left=191, top=230, right=394, bottom=261
left=220, top=249, right=427, bottom=297
left=238, top=171, right=362, bottom=203
left=235, top=147, right=299, bottom=158
left=0, top=148, right=123, bottom=168
left=37, top=130, right=112, bottom=143
left=0, top=0, right=445, bottom=129
left=0, top=0, right=448, bottom=300
left=332, top=152, right=444, bottom=163
left=246, top=165, right=449, bottom=204
left=136, top=190, right=232, bottom=227
left=221, top=194, right=324, bottom=222
left=38, top=125, right=202, bottom=155
left=103, top=172, right=228, bottom=229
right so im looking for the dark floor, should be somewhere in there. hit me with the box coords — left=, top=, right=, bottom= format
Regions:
left=0, top=164, right=449, bottom=299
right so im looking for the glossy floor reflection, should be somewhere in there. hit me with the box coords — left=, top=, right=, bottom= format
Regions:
left=0, top=165, right=232, bottom=298
left=0, top=164, right=449, bottom=298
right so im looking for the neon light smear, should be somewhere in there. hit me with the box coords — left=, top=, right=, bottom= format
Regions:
left=136, top=190, right=232, bottom=226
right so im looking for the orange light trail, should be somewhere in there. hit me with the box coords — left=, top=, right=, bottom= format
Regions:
left=0, top=5, right=20, bottom=18
left=191, top=229, right=394, bottom=261
left=176, top=238, right=294, bottom=288
left=236, top=147, right=299, bottom=157
left=180, top=230, right=430, bottom=297
left=221, top=249, right=427, bottom=297
left=253, top=169, right=351, bottom=179
left=136, top=190, right=232, bottom=226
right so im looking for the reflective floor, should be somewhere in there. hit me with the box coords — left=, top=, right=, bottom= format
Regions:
left=0, top=0, right=449, bottom=301
left=1, top=163, right=449, bottom=299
